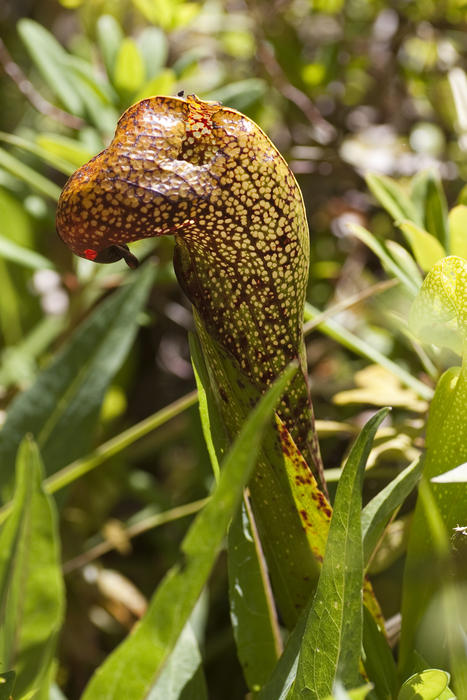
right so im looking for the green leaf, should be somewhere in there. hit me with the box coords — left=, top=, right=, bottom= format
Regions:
left=189, top=332, right=225, bottom=481
left=18, top=19, right=84, bottom=116
left=348, top=223, right=419, bottom=296
left=0, top=147, right=61, bottom=201
left=385, top=241, right=423, bottom=290
left=113, top=38, right=146, bottom=94
left=398, top=669, right=450, bottom=700
left=292, top=408, right=390, bottom=699
left=0, top=234, right=54, bottom=271
left=204, top=79, right=266, bottom=111
left=411, top=171, right=450, bottom=252
left=409, top=256, right=467, bottom=355
left=0, top=263, right=155, bottom=499
left=0, top=131, right=75, bottom=176
left=0, top=438, right=64, bottom=697
left=96, top=15, right=124, bottom=79
left=365, top=173, right=421, bottom=226
left=146, top=622, right=207, bottom=699
left=362, top=457, right=423, bottom=567
left=449, top=67, right=467, bottom=132
left=257, top=607, right=308, bottom=700
left=0, top=187, right=33, bottom=247
left=137, top=27, right=169, bottom=79
left=323, top=682, right=373, bottom=700
left=0, top=671, right=15, bottom=699
left=135, top=69, right=176, bottom=102
left=35, top=133, right=93, bottom=170
left=228, top=496, right=282, bottom=692
left=448, top=205, right=467, bottom=260
left=399, top=361, right=467, bottom=693
left=398, top=220, right=446, bottom=273
left=362, top=606, right=397, bottom=700
left=81, top=362, right=297, bottom=699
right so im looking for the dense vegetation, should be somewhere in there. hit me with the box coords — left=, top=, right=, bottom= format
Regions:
left=0, top=0, right=466, bottom=698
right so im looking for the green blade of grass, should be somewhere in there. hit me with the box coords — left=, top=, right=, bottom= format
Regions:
left=304, top=303, right=433, bottom=400
left=0, top=147, right=61, bottom=201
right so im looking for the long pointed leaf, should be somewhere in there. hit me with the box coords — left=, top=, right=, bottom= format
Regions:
left=0, top=263, right=155, bottom=499
left=0, top=438, right=64, bottom=697
left=292, top=408, right=390, bottom=699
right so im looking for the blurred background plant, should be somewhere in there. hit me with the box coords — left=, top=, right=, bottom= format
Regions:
left=1, top=0, right=467, bottom=697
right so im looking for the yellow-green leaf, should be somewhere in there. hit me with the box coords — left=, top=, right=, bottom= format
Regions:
left=113, top=38, right=145, bottom=93
left=448, top=205, right=467, bottom=260
left=398, top=220, right=446, bottom=273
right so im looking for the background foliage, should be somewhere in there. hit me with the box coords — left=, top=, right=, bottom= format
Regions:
left=1, top=0, right=467, bottom=697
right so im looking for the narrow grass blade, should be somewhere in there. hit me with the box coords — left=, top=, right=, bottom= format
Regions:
left=18, top=19, right=84, bottom=116
left=0, top=263, right=155, bottom=499
left=348, top=223, right=419, bottom=296
left=292, top=408, right=390, bottom=699
left=0, top=131, right=76, bottom=176
left=0, top=438, right=64, bottom=698
left=0, top=234, right=54, bottom=271
left=366, top=174, right=421, bottom=225
left=304, top=303, right=433, bottom=400
left=0, top=147, right=61, bottom=201
left=81, top=363, right=297, bottom=699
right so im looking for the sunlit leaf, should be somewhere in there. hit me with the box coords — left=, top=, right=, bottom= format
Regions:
left=398, top=669, right=450, bottom=700
left=398, top=220, right=446, bottom=273
left=113, top=38, right=146, bottom=94
left=448, top=205, right=467, bottom=260
left=36, top=133, right=93, bottom=170
left=205, top=79, right=267, bottom=111
left=96, top=15, right=124, bottom=79
left=366, top=173, right=421, bottom=226
left=409, top=256, right=467, bottom=355
left=135, top=69, right=176, bottom=102
left=347, top=223, right=418, bottom=295
left=137, top=27, right=169, bottom=79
